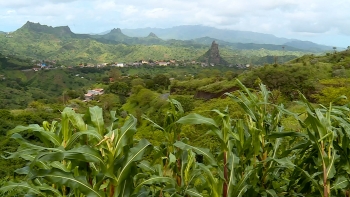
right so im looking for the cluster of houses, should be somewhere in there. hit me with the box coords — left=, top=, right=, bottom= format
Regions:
left=84, top=88, right=104, bottom=101
left=82, top=59, right=180, bottom=68
left=28, top=58, right=251, bottom=72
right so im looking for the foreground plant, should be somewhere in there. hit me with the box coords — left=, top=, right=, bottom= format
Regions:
left=1, top=106, right=151, bottom=197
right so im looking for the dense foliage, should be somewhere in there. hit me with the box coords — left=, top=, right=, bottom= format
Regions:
left=2, top=80, right=350, bottom=196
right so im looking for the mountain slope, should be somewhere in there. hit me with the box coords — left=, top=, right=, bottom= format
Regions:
left=284, top=40, right=333, bottom=52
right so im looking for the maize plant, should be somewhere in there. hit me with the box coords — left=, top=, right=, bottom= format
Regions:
left=2, top=80, right=350, bottom=197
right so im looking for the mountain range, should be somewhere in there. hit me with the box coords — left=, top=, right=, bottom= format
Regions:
left=120, top=25, right=333, bottom=52
left=0, top=21, right=332, bottom=65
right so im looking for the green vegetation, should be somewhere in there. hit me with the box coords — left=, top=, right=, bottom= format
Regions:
left=2, top=33, right=350, bottom=196
left=3, top=80, right=350, bottom=196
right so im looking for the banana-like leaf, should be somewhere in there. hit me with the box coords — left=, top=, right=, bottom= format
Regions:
left=38, top=145, right=105, bottom=165
left=117, top=139, right=151, bottom=185
left=65, top=129, right=103, bottom=149
left=114, top=115, right=137, bottom=157
left=10, top=133, right=64, bottom=152
left=50, top=161, right=70, bottom=172
left=227, top=152, right=240, bottom=194
left=197, top=164, right=221, bottom=197
left=133, top=176, right=176, bottom=194
left=34, top=168, right=104, bottom=197
left=37, top=184, right=63, bottom=197
left=174, top=141, right=217, bottom=166
left=137, top=160, right=156, bottom=173
left=330, top=176, right=349, bottom=190
left=0, top=181, right=44, bottom=196
left=8, top=124, right=62, bottom=146
left=232, top=167, right=255, bottom=196
left=89, top=106, right=105, bottom=135
left=185, top=188, right=204, bottom=197
left=266, top=189, right=278, bottom=197
left=64, top=107, right=87, bottom=132
left=115, top=179, right=132, bottom=197
left=15, top=166, right=30, bottom=175
left=176, top=113, right=218, bottom=128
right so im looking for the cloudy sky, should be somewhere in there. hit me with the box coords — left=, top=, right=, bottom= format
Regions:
left=1, top=0, right=349, bottom=47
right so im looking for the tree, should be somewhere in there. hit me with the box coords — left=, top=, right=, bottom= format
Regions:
left=108, top=67, right=122, bottom=81
left=153, top=74, right=170, bottom=90
left=109, top=81, right=130, bottom=96
left=224, top=71, right=237, bottom=81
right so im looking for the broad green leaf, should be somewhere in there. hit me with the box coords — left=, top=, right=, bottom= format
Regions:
left=15, top=166, right=30, bottom=175
left=89, top=106, right=105, bottom=135
left=0, top=181, right=44, bottom=196
left=37, top=184, right=63, bottom=197
left=331, top=176, right=349, bottom=190
left=133, top=176, right=176, bottom=194
left=8, top=124, right=61, bottom=146
left=34, top=169, right=103, bottom=197
left=115, top=115, right=137, bottom=157
left=185, top=188, right=204, bottom=197
left=115, top=179, right=131, bottom=197
left=227, top=152, right=240, bottom=194
left=38, top=145, right=105, bottom=165
left=65, top=129, right=103, bottom=149
left=137, top=160, right=155, bottom=173
left=174, top=141, right=217, bottom=166
left=117, top=139, right=151, bottom=184
left=266, top=189, right=278, bottom=197
left=9, top=133, right=64, bottom=153
left=176, top=113, right=218, bottom=128
left=65, top=107, right=86, bottom=132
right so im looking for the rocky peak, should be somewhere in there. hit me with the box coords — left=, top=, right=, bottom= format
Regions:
left=198, top=40, right=228, bottom=66
left=110, top=28, right=123, bottom=34
left=147, top=32, right=158, bottom=38
left=20, top=21, right=73, bottom=36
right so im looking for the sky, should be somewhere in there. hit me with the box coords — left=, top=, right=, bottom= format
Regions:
left=1, top=0, right=349, bottom=47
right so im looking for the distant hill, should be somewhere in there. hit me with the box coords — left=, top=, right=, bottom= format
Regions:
left=284, top=40, right=333, bottom=52
left=91, top=28, right=165, bottom=45
left=121, top=25, right=333, bottom=52
left=18, top=21, right=91, bottom=39
left=193, top=37, right=302, bottom=51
